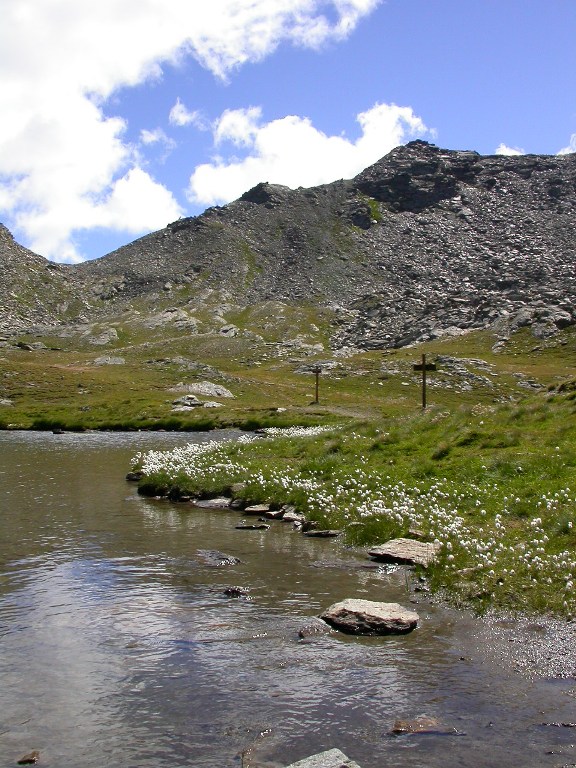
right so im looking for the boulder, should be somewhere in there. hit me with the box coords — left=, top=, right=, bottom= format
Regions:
left=320, top=599, right=418, bottom=635
left=368, top=538, right=441, bottom=567
left=285, top=748, right=362, bottom=768
left=183, top=381, right=235, bottom=398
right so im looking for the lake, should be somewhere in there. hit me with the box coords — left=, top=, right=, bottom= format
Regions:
left=1, top=430, right=575, bottom=767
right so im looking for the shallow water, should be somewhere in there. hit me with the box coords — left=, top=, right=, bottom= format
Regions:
left=1, top=430, right=575, bottom=768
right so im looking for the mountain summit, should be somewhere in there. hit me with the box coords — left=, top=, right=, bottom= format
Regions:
left=1, top=141, right=575, bottom=349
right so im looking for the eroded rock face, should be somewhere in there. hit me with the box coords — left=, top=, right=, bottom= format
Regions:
left=320, top=599, right=419, bottom=635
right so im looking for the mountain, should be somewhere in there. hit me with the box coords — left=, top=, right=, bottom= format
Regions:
left=1, top=140, right=575, bottom=349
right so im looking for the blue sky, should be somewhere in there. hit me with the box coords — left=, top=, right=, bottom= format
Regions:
left=1, top=0, right=575, bottom=263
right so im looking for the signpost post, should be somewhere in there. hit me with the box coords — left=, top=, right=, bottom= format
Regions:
left=413, top=353, right=436, bottom=409
left=311, top=365, right=321, bottom=404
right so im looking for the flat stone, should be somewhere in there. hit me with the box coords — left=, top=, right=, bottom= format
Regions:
left=304, top=529, right=342, bottom=538
left=235, top=522, right=270, bottom=530
left=194, top=497, right=232, bottom=509
left=285, top=748, right=362, bottom=768
left=283, top=510, right=306, bottom=524
left=244, top=503, right=271, bottom=515
left=320, top=599, right=419, bottom=635
left=368, top=537, right=441, bottom=567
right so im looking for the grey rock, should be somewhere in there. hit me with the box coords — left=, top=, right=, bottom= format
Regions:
left=303, top=529, right=342, bottom=538
left=172, top=394, right=203, bottom=407
left=194, top=497, right=232, bottom=508
left=244, top=503, right=272, bottom=515
left=320, top=598, right=419, bottom=635
left=94, top=355, right=125, bottom=365
left=180, top=381, right=234, bottom=398
left=285, top=749, right=361, bottom=768
left=88, top=327, right=118, bottom=345
left=368, top=538, right=441, bottom=567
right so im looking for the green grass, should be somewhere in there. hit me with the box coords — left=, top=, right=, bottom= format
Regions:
left=132, top=387, right=576, bottom=618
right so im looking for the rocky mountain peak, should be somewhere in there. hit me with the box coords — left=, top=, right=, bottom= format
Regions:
left=1, top=141, right=575, bottom=349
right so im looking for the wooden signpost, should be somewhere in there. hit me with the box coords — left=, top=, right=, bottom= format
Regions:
left=311, top=365, right=322, bottom=404
left=413, top=353, right=436, bottom=408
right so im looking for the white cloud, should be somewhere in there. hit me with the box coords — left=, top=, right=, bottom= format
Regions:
left=187, top=102, right=431, bottom=206
left=558, top=134, right=576, bottom=155
left=495, top=143, right=525, bottom=156
left=169, top=99, right=207, bottom=129
left=0, top=0, right=381, bottom=262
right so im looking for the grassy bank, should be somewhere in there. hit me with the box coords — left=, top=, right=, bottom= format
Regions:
left=132, top=388, right=576, bottom=618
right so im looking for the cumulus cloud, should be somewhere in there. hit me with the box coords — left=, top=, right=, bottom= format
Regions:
left=0, top=0, right=381, bottom=262
left=495, top=143, right=525, bottom=156
left=558, top=134, right=576, bottom=155
left=187, top=102, right=431, bottom=206
left=169, top=99, right=207, bottom=129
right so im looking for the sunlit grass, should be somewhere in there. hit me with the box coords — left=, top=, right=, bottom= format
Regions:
left=133, top=394, right=576, bottom=618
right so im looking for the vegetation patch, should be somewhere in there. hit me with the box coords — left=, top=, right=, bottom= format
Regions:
left=132, top=395, right=576, bottom=618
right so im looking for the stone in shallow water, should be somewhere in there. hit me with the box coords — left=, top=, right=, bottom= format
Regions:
left=285, top=748, right=362, bottom=768
left=368, top=537, right=441, bottom=567
left=194, top=497, right=232, bottom=509
left=320, top=599, right=418, bottom=635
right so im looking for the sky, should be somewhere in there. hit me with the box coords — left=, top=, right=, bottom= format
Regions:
left=1, top=0, right=575, bottom=264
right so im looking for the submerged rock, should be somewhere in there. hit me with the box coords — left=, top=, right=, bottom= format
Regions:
left=320, top=599, right=419, bottom=635
left=223, top=585, right=250, bottom=598
left=391, top=715, right=458, bottom=735
left=298, top=617, right=334, bottom=639
left=197, top=549, right=241, bottom=567
left=235, top=522, right=270, bottom=530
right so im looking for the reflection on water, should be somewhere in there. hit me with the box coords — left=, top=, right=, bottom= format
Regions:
left=0, top=430, right=575, bottom=768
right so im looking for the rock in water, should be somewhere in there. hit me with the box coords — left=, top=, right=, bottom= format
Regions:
left=17, top=752, right=40, bottom=765
left=320, top=599, right=418, bottom=635
left=368, top=538, right=441, bottom=567
left=285, top=748, right=362, bottom=768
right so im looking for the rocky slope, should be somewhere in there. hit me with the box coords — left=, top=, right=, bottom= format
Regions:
left=1, top=140, right=575, bottom=349
left=0, top=224, right=85, bottom=335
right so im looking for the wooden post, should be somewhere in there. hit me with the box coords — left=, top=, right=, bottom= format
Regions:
left=313, top=366, right=320, bottom=404
left=421, top=353, right=427, bottom=409
left=413, top=354, right=436, bottom=409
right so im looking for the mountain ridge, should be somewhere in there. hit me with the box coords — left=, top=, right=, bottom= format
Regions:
left=1, top=140, right=575, bottom=350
